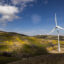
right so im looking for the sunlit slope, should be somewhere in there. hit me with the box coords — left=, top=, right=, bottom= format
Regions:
left=35, top=35, right=64, bottom=53
left=0, top=31, right=28, bottom=52
left=0, top=31, right=64, bottom=53
left=0, top=31, right=48, bottom=54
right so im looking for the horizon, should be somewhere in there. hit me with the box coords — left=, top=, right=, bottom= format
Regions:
left=0, top=30, right=64, bottom=36
left=0, top=0, right=64, bottom=36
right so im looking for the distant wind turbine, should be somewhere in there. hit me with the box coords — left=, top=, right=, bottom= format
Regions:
left=47, top=13, right=64, bottom=52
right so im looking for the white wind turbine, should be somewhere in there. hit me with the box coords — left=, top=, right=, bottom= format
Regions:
left=47, top=13, right=64, bottom=52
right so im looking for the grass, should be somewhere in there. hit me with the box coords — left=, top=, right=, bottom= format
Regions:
left=0, top=32, right=64, bottom=64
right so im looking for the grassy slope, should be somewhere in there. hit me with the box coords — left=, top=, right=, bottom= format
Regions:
left=0, top=31, right=47, bottom=51
left=0, top=31, right=64, bottom=64
left=0, top=31, right=64, bottom=53
left=0, top=31, right=48, bottom=64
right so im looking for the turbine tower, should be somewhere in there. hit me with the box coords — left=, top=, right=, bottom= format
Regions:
left=47, top=13, right=64, bottom=52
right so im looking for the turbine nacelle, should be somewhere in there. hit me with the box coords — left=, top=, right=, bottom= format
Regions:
left=56, top=26, right=64, bottom=30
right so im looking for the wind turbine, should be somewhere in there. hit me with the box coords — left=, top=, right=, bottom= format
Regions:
left=47, top=13, right=64, bottom=52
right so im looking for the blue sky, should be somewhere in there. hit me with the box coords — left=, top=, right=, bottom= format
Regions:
left=0, top=0, right=64, bottom=36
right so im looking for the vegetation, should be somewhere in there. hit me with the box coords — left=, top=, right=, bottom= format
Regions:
left=0, top=31, right=64, bottom=53
left=0, top=31, right=64, bottom=64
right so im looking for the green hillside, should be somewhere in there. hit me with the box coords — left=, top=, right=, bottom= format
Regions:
left=0, top=31, right=64, bottom=56
left=0, top=31, right=49, bottom=57
left=0, top=31, right=64, bottom=64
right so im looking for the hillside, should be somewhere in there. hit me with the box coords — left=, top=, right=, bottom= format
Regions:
left=0, top=31, right=28, bottom=52
left=0, top=31, right=64, bottom=64
left=0, top=31, right=49, bottom=57
left=0, top=31, right=64, bottom=54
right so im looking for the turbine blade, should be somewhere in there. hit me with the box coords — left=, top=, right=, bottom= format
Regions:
left=55, top=13, right=58, bottom=26
left=47, top=28, right=56, bottom=35
left=58, top=26, right=64, bottom=30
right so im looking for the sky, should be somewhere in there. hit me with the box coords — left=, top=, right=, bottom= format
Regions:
left=0, top=0, right=64, bottom=36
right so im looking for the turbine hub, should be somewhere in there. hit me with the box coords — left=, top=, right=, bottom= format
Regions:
left=56, top=26, right=58, bottom=28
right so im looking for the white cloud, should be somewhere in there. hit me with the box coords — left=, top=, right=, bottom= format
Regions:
left=32, top=14, right=42, bottom=24
left=0, top=5, right=19, bottom=15
left=0, top=0, right=35, bottom=25
left=11, top=0, right=35, bottom=11
left=0, top=5, right=19, bottom=24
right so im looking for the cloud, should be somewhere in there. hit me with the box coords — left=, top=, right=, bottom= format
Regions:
left=31, top=14, right=42, bottom=24
left=0, top=0, right=35, bottom=25
left=0, top=5, right=19, bottom=15
left=11, top=0, right=34, bottom=11
left=0, top=5, right=19, bottom=25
